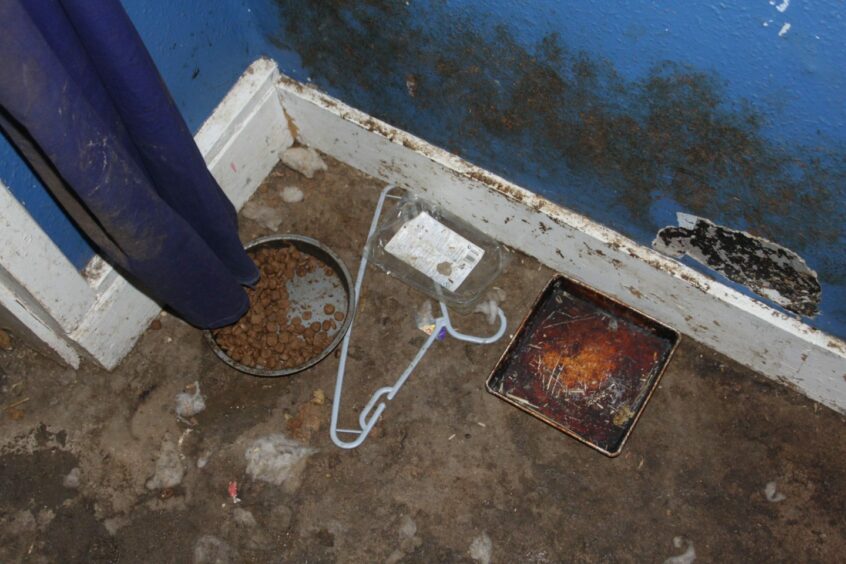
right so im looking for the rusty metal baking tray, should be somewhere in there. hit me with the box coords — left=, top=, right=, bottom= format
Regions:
left=487, top=275, right=679, bottom=457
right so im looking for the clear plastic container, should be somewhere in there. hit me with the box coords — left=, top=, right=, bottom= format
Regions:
left=366, top=192, right=509, bottom=312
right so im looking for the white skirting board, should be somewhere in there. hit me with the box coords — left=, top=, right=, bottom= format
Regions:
left=0, top=58, right=293, bottom=370
left=0, top=268, right=80, bottom=367
left=276, top=73, right=846, bottom=414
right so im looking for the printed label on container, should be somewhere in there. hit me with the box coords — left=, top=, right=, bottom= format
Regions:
left=384, top=212, right=484, bottom=292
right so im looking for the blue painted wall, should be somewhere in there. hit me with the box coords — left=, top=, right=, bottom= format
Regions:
left=251, top=0, right=846, bottom=339
left=0, top=0, right=260, bottom=270
left=2, top=0, right=844, bottom=340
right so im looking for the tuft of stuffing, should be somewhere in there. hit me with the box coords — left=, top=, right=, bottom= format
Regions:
left=145, top=435, right=184, bottom=490
left=197, top=452, right=210, bottom=469
left=244, top=434, right=315, bottom=487
left=175, top=381, right=206, bottom=419
left=280, top=186, right=304, bottom=203
left=241, top=199, right=284, bottom=231
left=281, top=147, right=327, bottom=179
left=415, top=300, right=435, bottom=334
left=233, top=508, right=257, bottom=528
left=469, top=532, right=492, bottom=564
left=473, top=287, right=506, bottom=325
left=62, top=467, right=80, bottom=489
left=193, top=535, right=238, bottom=564
left=764, top=481, right=786, bottom=502
left=664, top=537, right=696, bottom=564
left=398, top=515, right=417, bottom=539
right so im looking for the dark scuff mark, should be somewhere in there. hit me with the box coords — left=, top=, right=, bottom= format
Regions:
left=654, top=215, right=821, bottom=316
left=191, top=67, right=200, bottom=80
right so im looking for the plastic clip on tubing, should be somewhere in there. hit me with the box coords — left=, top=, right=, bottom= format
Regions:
left=329, top=185, right=507, bottom=449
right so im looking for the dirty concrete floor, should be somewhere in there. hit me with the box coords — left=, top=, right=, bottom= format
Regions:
left=1, top=156, right=844, bottom=563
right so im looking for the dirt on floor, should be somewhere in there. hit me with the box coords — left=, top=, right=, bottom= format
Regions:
left=1, top=155, right=844, bottom=563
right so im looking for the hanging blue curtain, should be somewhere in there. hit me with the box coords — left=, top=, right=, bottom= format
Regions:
left=0, top=0, right=258, bottom=328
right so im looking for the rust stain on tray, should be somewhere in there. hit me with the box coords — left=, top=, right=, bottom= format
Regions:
left=487, top=275, right=679, bottom=456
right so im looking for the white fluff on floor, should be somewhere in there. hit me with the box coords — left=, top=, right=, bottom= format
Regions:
left=664, top=537, right=696, bottom=564
left=193, top=535, right=238, bottom=564
left=473, top=287, right=506, bottom=325
left=469, top=532, right=492, bottom=564
left=175, top=381, right=206, bottom=418
left=280, top=186, right=304, bottom=203
left=281, top=147, right=327, bottom=179
left=241, top=199, right=284, bottom=231
left=63, top=467, right=80, bottom=489
left=244, top=434, right=315, bottom=488
left=145, top=434, right=184, bottom=490
left=764, top=481, right=787, bottom=502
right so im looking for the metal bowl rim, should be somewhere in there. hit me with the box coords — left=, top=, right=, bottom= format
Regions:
left=204, top=234, right=354, bottom=377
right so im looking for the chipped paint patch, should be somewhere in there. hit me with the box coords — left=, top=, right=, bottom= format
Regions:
left=653, top=214, right=821, bottom=316
left=772, top=0, right=790, bottom=13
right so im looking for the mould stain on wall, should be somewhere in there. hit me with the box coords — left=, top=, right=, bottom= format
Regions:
left=268, top=0, right=845, bottom=325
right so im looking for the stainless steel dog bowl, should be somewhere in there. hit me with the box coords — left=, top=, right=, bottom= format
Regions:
left=205, top=234, right=354, bottom=377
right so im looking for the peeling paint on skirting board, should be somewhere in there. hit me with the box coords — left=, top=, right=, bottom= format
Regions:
left=653, top=213, right=821, bottom=317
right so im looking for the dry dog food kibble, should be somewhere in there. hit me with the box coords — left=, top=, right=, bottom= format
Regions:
left=211, top=245, right=346, bottom=371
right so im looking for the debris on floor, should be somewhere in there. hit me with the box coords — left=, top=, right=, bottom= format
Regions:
left=415, top=300, right=436, bottom=335
left=473, top=287, right=507, bottom=325
left=663, top=536, right=696, bottom=564
left=281, top=185, right=305, bottom=203
left=3, top=397, right=28, bottom=420
left=244, top=434, right=315, bottom=489
left=227, top=480, right=240, bottom=504
left=281, top=146, right=327, bottom=179
left=193, top=534, right=239, bottom=564
left=175, top=381, right=206, bottom=419
left=62, top=467, right=80, bottom=489
left=286, top=401, right=323, bottom=442
left=764, top=481, right=787, bottom=502
left=385, top=549, right=405, bottom=564
left=0, top=329, right=14, bottom=350
left=469, top=532, right=493, bottom=564
left=396, top=515, right=422, bottom=554
left=241, top=198, right=284, bottom=231
left=145, top=434, right=185, bottom=490
left=232, top=508, right=257, bottom=528
left=103, top=515, right=130, bottom=537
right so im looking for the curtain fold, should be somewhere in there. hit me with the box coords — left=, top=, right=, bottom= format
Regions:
left=0, top=0, right=258, bottom=328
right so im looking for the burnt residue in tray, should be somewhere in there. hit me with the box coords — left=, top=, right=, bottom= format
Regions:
left=487, top=276, right=679, bottom=456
